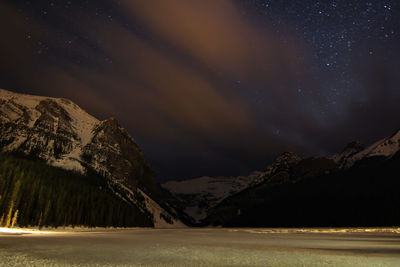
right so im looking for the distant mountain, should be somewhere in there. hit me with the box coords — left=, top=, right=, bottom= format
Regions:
left=163, top=152, right=302, bottom=224
left=0, top=89, right=184, bottom=228
left=163, top=172, right=264, bottom=223
left=164, top=128, right=400, bottom=227
left=330, top=141, right=366, bottom=168
left=204, top=131, right=400, bottom=227
left=332, top=130, right=400, bottom=168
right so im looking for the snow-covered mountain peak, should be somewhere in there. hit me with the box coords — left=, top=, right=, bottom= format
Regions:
left=0, top=89, right=183, bottom=228
left=0, top=89, right=100, bottom=173
left=346, top=129, right=400, bottom=165
left=331, top=130, right=400, bottom=168
left=367, top=129, right=400, bottom=157
left=162, top=171, right=264, bottom=223
left=163, top=152, right=303, bottom=223
left=0, top=89, right=98, bottom=124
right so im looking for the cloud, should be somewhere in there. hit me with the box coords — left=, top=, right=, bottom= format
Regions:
left=0, top=1, right=319, bottom=179
left=0, top=2, right=116, bottom=117
left=3, top=1, right=398, bottom=180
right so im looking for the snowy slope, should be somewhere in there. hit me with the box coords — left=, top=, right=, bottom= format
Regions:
left=330, top=141, right=365, bottom=168
left=163, top=152, right=302, bottom=223
left=0, top=88, right=183, bottom=228
left=332, top=130, right=400, bottom=168
left=163, top=172, right=264, bottom=222
left=108, top=179, right=185, bottom=228
left=0, top=88, right=98, bottom=173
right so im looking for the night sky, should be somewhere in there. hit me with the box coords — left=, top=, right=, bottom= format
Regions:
left=1, top=0, right=399, bottom=182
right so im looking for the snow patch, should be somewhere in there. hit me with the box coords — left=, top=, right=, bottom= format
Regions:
left=163, top=172, right=264, bottom=222
left=342, top=130, right=400, bottom=168
left=109, top=180, right=185, bottom=228
left=50, top=157, right=86, bottom=173
left=137, top=189, right=186, bottom=228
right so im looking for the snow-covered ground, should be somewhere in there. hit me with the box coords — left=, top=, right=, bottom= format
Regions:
left=1, top=228, right=399, bottom=266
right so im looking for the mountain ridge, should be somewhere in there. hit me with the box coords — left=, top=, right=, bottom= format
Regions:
left=162, top=151, right=303, bottom=223
left=203, top=130, right=400, bottom=227
left=0, top=88, right=184, bottom=228
left=331, top=129, right=400, bottom=168
left=164, top=130, right=400, bottom=226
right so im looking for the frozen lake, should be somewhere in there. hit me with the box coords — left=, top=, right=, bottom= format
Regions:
left=0, top=228, right=400, bottom=266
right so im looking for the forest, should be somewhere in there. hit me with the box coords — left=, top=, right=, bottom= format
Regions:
left=0, top=153, right=152, bottom=228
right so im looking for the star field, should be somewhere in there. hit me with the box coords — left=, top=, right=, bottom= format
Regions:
left=248, top=0, right=398, bottom=112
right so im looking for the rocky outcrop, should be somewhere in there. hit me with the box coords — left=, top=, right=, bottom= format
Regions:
left=82, top=118, right=158, bottom=194
left=330, top=141, right=366, bottom=168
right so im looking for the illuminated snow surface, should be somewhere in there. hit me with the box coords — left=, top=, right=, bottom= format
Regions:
left=0, top=228, right=400, bottom=266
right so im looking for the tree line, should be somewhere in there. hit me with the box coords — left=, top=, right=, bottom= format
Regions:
left=0, top=153, right=153, bottom=228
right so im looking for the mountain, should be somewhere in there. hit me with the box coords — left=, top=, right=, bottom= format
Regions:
left=163, top=152, right=302, bottom=224
left=330, top=141, right=366, bottom=168
left=5, top=87, right=398, bottom=228
left=332, top=130, right=400, bottom=168
left=162, top=171, right=264, bottom=223
left=164, top=128, right=400, bottom=227
left=0, top=89, right=184, bottom=228
left=204, top=131, right=400, bottom=227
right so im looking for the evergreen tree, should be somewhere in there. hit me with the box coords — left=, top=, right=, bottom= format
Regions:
left=0, top=153, right=153, bottom=227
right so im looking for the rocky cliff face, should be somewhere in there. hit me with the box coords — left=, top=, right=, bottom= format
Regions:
left=0, top=89, right=184, bottom=228
left=82, top=117, right=160, bottom=197
left=0, top=90, right=98, bottom=173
